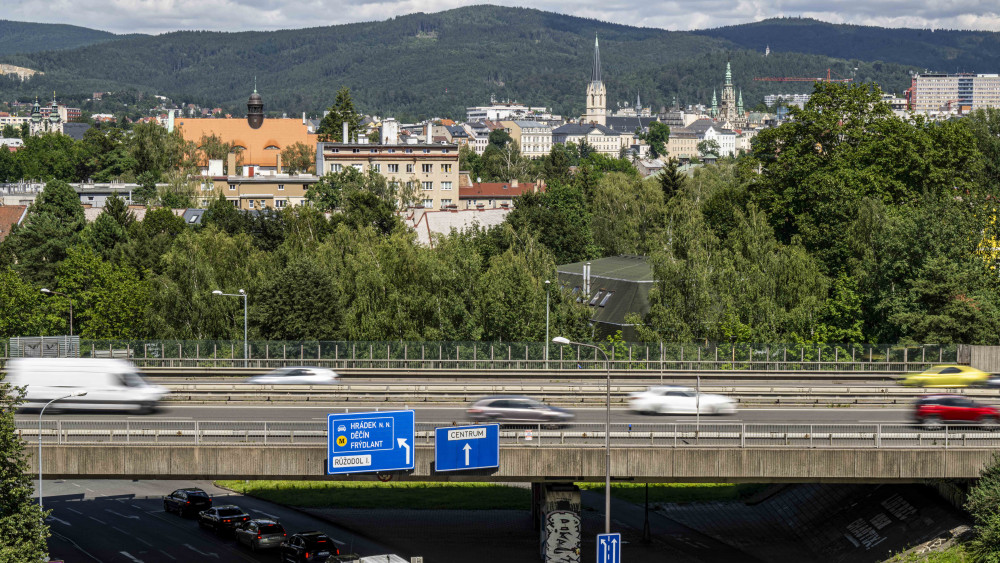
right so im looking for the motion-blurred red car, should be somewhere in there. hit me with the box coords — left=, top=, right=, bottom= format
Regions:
left=914, top=395, right=1000, bottom=427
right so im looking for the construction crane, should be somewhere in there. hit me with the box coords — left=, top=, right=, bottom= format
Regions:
left=753, top=69, right=853, bottom=83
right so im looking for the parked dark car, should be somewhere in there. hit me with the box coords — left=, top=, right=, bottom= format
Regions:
left=162, top=487, right=212, bottom=517
left=279, top=531, right=339, bottom=562
left=467, top=396, right=574, bottom=426
left=197, top=505, right=250, bottom=533
left=235, top=519, right=286, bottom=551
left=914, top=395, right=1000, bottom=427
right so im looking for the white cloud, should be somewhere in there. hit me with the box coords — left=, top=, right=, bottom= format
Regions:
left=2, top=0, right=999, bottom=34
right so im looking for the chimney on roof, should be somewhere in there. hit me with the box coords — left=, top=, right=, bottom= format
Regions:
left=302, top=112, right=306, bottom=125
left=276, top=152, right=282, bottom=175
left=342, top=122, right=349, bottom=143
left=511, top=179, right=518, bottom=189
left=583, top=262, right=591, bottom=296
left=425, top=122, right=432, bottom=143
left=226, top=152, right=236, bottom=176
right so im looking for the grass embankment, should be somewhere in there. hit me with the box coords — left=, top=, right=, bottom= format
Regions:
left=217, top=480, right=770, bottom=510
left=886, top=544, right=969, bottom=562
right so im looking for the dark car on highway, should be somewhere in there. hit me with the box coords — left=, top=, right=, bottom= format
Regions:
left=162, top=487, right=212, bottom=517
left=235, top=518, right=287, bottom=551
left=197, top=504, right=250, bottom=533
left=467, top=396, right=575, bottom=426
left=914, top=394, right=1000, bottom=427
left=279, top=531, right=340, bottom=562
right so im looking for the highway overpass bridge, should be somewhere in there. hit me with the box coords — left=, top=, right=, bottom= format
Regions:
left=21, top=421, right=1000, bottom=483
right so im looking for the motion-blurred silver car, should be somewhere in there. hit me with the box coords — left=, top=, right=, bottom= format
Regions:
left=246, top=366, right=339, bottom=385
left=467, top=396, right=574, bottom=425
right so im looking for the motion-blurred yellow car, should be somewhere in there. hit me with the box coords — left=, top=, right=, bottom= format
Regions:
left=901, top=365, right=990, bottom=388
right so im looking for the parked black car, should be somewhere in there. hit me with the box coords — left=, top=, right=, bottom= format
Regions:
left=197, top=505, right=250, bottom=533
left=279, top=531, right=339, bottom=562
left=162, top=488, right=212, bottom=517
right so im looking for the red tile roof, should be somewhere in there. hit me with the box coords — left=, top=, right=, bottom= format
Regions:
left=460, top=182, right=538, bottom=199
left=0, top=205, right=27, bottom=241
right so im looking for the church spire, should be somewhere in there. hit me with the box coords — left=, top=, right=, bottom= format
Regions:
left=592, top=36, right=601, bottom=84
left=738, top=89, right=744, bottom=115
left=711, top=89, right=718, bottom=116
left=725, top=61, right=732, bottom=86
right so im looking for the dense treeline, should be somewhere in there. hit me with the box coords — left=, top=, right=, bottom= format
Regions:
left=0, top=19, right=118, bottom=56
left=696, top=17, right=1000, bottom=75
left=3, top=83, right=1000, bottom=345
left=0, top=7, right=919, bottom=120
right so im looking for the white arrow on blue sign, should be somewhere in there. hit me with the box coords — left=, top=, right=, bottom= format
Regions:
left=597, top=532, right=621, bottom=563
left=327, top=410, right=415, bottom=474
left=434, top=424, right=499, bottom=472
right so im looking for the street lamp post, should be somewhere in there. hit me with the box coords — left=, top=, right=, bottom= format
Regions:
left=40, top=288, right=73, bottom=337
left=544, top=280, right=551, bottom=369
left=212, top=289, right=248, bottom=367
left=39, top=391, right=87, bottom=513
left=553, top=336, right=612, bottom=534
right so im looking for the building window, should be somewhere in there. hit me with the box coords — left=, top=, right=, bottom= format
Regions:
left=442, top=149, right=450, bottom=154
left=441, top=181, right=452, bottom=190
left=421, top=164, right=433, bottom=173
left=352, top=164, right=362, bottom=171
left=589, top=290, right=605, bottom=306
left=370, top=149, right=377, bottom=153
left=372, top=164, right=381, bottom=173
left=231, top=200, right=239, bottom=208
left=599, top=291, right=614, bottom=307
left=275, top=200, right=286, bottom=208
left=248, top=200, right=255, bottom=209
left=405, top=148, right=413, bottom=154
left=440, top=198, right=452, bottom=208
left=406, top=164, right=414, bottom=173
left=352, top=148, right=361, bottom=153
left=422, top=198, right=433, bottom=208
left=387, top=149, right=395, bottom=153
left=423, top=149, right=430, bottom=153
left=229, top=184, right=236, bottom=190
left=441, top=164, right=452, bottom=173
left=330, top=164, right=342, bottom=173
left=388, top=164, right=399, bottom=173
left=277, top=184, right=284, bottom=191
left=422, top=181, right=433, bottom=191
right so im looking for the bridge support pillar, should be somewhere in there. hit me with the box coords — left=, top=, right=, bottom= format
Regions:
left=536, top=482, right=581, bottom=562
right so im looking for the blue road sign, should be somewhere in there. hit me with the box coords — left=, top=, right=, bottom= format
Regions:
left=434, top=424, right=499, bottom=472
left=597, top=532, right=621, bottom=563
left=327, top=410, right=415, bottom=475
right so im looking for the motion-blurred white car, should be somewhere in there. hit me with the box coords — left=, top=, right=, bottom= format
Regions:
left=246, top=366, right=339, bottom=385
left=628, top=386, right=737, bottom=415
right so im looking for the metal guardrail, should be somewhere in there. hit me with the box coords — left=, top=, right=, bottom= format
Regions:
left=17, top=421, right=1000, bottom=449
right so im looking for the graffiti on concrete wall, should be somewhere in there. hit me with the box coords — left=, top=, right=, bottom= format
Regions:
left=544, top=510, right=581, bottom=563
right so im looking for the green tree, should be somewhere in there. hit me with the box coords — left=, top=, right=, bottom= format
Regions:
left=697, top=139, right=720, bottom=158
left=254, top=254, right=340, bottom=340
left=641, top=121, right=670, bottom=158
left=18, top=133, right=76, bottom=181
left=505, top=182, right=596, bottom=264
left=1, top=179, right=86, bottom=284
left=542, top=145, right=571, bottom=182
left=317, top=86, right=362, bottom=142
left=280, top=142, right=314, bottom=174
left=134, top=171, right=158, bottom=205
left=657, top=157, right=686, bottom=200
left=590, top=172, right=667, bottom=256
left=0, top=381, right=50, bottom=561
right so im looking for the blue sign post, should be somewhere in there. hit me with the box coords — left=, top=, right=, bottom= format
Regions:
left=597, top=532, right=621, bottom=563
left=434, top=424, right=499, bottom=472
left=327, top=410, right=415, bottom=475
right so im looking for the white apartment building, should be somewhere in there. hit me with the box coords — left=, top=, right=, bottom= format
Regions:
left=764, top=93, right=811, bottom=109
left=501, top=120, right=552, bottom=158
left=913, top=73, right=1000, bottom=114
left=466, top=102, right=556, bottom=122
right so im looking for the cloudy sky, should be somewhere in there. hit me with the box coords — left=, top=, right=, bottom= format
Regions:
left=4, top=0, right=1000, bottom=35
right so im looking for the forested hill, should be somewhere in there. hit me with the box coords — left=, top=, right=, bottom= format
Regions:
left=0, top=7, right=950, bottom=119
left=0, top=20, right=121, bottom=56
left=695, top=17, right=1000, bottom=74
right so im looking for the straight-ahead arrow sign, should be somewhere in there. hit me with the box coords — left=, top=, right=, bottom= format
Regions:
left=462, top=443, right=471, bottom=465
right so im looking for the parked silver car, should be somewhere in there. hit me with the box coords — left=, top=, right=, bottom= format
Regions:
left=467, top=396, right=575, bottom=426
left=235, top=519, right=287, bottom=551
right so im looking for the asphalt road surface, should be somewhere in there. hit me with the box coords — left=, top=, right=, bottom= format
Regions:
left=18, top=404, right=916, bottom=424
left=42, top=479, right=396, bottom=563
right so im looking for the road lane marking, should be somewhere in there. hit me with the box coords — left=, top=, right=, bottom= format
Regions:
left=131, top=504, right=143, bottom=510
left=46, top=516, right=72, bottom=526
left=251, top=509, right=279, bottom=519
left=72, top=483, right=81, bottom=487
left=88, top=516, right=106, bottom=524
left=50, top=530, right=102, bottom=562
left=119, top=551, right=144, bottom=563
left=135, top=536, right=153, bottom=547
left=85, top=488, right=94, bottom=492
left=112, top=526, right=128, bottom=534
left=183, top=544, right=220, bottom=559
left=159, top=550, right=177, bottom=560
left=105, top=508, right=140, bottom=520
left=66, top=508, right=82, bottom=515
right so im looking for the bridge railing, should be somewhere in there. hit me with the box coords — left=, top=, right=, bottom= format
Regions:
left=17, top=421, right=1000, bottom=449
left=2, top=339, right=958, bottom=372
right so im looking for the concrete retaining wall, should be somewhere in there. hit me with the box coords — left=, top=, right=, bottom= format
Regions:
left=26, top=446, right=997, bottom=483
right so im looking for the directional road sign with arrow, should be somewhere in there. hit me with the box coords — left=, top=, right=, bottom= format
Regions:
left=434, top=424, right=499, bottom=472
left=327, top=410, right=415, bottom=474
left=597, top=532, right=621, bottom=563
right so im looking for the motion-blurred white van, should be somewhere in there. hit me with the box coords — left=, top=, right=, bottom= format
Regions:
left=4, top=358, right=169, bottom=413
